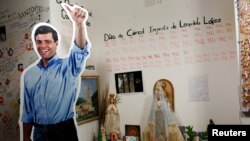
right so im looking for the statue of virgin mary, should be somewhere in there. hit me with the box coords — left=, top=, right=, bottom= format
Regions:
left=143, top=81, right=185, bottom=141
left=104, top=93, right=121, bottom=141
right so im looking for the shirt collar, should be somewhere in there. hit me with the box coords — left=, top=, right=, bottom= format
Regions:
left=37, top=54, right=59, bottom=68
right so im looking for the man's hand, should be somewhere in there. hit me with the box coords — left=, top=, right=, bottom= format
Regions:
left=61, top=3, right=89, bottom=48
left=61, top=3, right=88, bottom=24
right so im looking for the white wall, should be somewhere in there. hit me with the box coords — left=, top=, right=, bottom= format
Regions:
left=85, top=0, right=241, bottom=137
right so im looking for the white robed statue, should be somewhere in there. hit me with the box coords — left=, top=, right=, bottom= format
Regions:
left=143, top=81, right=185, bottom=141
left=104, top=93, right=120, bottom=141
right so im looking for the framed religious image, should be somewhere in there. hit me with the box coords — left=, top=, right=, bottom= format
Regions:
left=115, top=71, right=143, bottom=94
left=75, top=75, right=100, bottom=124
left=153, top=79, right=175, bottom=111
left=125, top=125, right=141, bottom=141
left=125, top=136, right=138, bottom=141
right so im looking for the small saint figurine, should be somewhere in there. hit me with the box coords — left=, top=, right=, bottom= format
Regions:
left=104, top=93, right=120, bottom=141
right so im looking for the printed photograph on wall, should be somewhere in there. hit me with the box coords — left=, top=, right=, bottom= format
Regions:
left=76, top=75, right=100, bottom=124
left=115, top=71, right=143, bottom=94
left=0, top=26, right=7, bottom=42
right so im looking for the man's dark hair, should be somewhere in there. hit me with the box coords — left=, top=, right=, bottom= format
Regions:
left=34, top=25, right=58, bottom=42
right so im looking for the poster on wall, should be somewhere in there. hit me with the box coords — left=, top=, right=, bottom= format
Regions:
left=115, top=71, right=143, bottom=94
left=187, top=74, right=209, bottom=101
left=238, top=0, right=250, bottom=112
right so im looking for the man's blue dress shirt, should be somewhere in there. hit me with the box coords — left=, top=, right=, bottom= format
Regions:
left=21, top=42, right=90, bottom=125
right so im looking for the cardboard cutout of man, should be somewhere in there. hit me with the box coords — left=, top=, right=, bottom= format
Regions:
left=19, top=3, right=91, bottom=141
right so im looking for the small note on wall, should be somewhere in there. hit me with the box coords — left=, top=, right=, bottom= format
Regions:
left=187, top=74, right=209, bottom=101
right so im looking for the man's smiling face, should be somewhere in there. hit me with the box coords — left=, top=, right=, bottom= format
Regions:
left=35, top=32, right=58, bottom=60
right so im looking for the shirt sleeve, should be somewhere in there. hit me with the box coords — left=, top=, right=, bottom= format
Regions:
left=21, top=75, right=34, bottom=123
left=68, top=41, right=91, bottom=77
